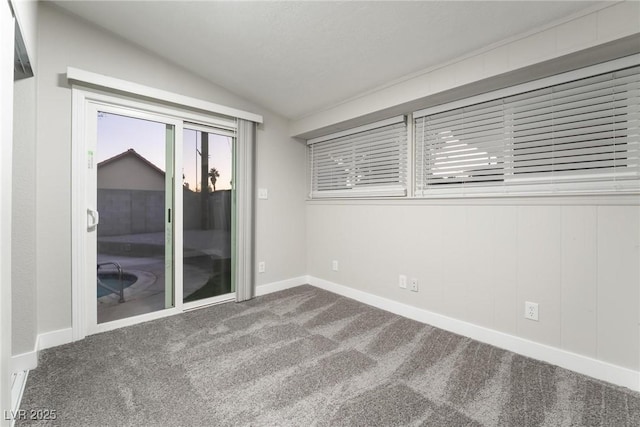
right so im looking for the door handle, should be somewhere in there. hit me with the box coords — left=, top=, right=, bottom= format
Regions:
left=87, top=208, right=99, bottom=230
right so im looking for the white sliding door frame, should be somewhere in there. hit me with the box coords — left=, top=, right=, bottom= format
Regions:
left=71, top=80, right=258, bottom=340
left=84, top=101, right=184, bottom=336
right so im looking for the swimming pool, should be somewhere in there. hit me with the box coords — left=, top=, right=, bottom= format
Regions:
left=97, top=272, right=137, bottom=298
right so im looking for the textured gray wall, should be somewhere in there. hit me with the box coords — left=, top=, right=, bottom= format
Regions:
left=97, top=189, right=231, bottom=237
left=183, top=189, right=231, bottom=232
left=97, top=189, right=165, bottom=236
left=12, top=74, right=37, bottom=356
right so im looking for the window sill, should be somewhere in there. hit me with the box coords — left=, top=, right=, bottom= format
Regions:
left=306, top=191, right=640, bottom=206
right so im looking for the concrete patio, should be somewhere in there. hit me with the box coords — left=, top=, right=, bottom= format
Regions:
left=97, top=229, right=232, bottom=324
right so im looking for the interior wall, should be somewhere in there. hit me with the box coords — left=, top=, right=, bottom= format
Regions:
left=307, top=200, right=640, bottom=371
left=301, top=0, right=640, bottom=380
left=35, top=2, right=306, bottom=334
left=11, top=0, right=39, bottom=363
left=12, top=75, right=37, bottom=356
left=1, top=0, right=16, bottom=420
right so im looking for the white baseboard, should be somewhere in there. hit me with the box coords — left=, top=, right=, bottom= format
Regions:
left=309, top=276, right=640, bottom=392
left=10, top=370, right=28, bottom=426
left=38, top=328, right=73, bottom=350
left=10, top=341, right=38, bottom=373
left=10, top=328, right=73, bottom=375
left=255, top=276, right=309, bottom=297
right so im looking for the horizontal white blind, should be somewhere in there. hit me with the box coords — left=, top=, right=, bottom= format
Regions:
left=415, top=64, right=640, bottom=196
left=507, top=67, right=639, bottom=183
left=309, top=118, right=407, bottom=198
left=415, top=99, right=508, bottom=191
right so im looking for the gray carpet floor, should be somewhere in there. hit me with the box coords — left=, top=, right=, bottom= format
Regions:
left=18, top=285, right=640, bottom=426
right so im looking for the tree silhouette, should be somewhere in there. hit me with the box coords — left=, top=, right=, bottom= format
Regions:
left=209, top=167, right=220, bottom=191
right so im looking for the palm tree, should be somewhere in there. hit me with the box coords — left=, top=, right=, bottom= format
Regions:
left=209, top=167, right=220, bottom=191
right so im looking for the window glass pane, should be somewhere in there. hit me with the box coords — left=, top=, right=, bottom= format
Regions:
left=96, top=112, right=174, bottom=323
left=182, top=128, right=234, bottom=302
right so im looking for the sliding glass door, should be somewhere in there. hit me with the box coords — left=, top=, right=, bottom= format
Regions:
left=84, top=101, right=238, bottom=333
left=92, top=110, right=176, bottom=325
left=182, top=125, right=235, bottom=304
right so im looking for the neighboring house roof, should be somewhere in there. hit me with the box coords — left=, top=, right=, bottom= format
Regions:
left=98, top=148, right=197, bottom=192
left=97, top=148, right=165, bottom=177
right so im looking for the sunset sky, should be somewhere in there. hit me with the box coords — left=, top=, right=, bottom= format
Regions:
left=97, top=112, right=233, bottom=191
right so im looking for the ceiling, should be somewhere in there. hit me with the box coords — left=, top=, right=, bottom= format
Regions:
left=53, top=1, right=602, bottom=120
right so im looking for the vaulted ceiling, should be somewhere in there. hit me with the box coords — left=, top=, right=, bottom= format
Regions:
left=53, top=1, right=602, bottom=120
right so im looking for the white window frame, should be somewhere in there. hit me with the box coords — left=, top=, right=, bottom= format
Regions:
left=413, top=54, right=640, bottom=198
left=307, top=116, right=408, bottom=199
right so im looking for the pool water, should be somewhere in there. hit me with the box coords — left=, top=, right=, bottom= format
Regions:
left=97, top=273, right=137, bottom=298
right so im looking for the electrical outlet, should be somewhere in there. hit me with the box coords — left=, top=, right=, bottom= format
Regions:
left=332, top=260, right=339, bottom=271
left=399, top=275, right=407, bottom=289
left=258, top=188, right=268, bottom=199
left=525, top=301, right=539, bottom=321
left=258, top=261, right=266, bottom=273
left=410, top=278, right=418, bottom=292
